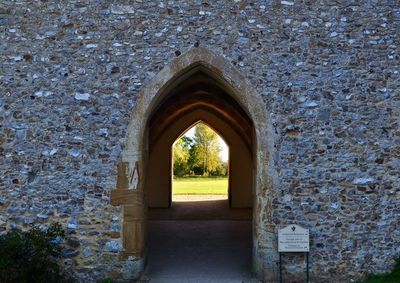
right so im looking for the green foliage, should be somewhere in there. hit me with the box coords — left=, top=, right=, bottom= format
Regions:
left=0, top=223, right=71, bottom=283
left=173, top=123, right=226, bottom=177
left=173, top=137, right=192, bottom=177
left=361, top=260, right=400, bottom=283
left=192, top=123, right=222, bottom=175
left=210, top=161, right=228, bottom=177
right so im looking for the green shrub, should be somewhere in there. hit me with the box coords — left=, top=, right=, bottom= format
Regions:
left=0, top=223, right=71, bottom=283
left=361, top=259, right=400, bottom=283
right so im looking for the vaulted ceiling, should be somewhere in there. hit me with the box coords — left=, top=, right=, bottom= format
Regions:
left=148, top=70, right=254, bottom=151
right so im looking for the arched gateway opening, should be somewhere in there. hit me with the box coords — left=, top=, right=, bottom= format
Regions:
left=110, top=47, right=277, bottom=280
left=171, top=122, right=230, bottom=202
left=146, top=70, right=253, bottom=208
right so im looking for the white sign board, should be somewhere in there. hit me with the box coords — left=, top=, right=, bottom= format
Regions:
left=278, top=225, right=309, bottom=252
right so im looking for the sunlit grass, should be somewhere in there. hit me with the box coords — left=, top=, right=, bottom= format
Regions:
left=172, top=177, right=228, bottom=195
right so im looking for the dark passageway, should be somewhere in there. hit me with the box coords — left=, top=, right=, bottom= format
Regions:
left=149, top=198, right=251, bottom=220
left=144, top=199, right=255, bottom=282
left=142, top=66, right=257, bottom=282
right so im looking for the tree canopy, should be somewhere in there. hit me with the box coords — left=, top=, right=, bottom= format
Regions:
left=173, top=123, right=227, bottom=177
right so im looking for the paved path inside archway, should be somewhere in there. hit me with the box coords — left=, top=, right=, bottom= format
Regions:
left=149, top=196, right=252, bottom=221
left=142, top=196, right=258, bottom=283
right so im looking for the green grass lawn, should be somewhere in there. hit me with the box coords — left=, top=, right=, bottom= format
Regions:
left=172, top=177, right=228, bottom=195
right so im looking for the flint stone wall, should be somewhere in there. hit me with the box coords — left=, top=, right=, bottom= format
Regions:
left=0, top=1, right=399, bottom=282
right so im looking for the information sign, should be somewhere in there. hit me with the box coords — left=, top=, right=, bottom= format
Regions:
left=278, top=225, right=309, bottom=252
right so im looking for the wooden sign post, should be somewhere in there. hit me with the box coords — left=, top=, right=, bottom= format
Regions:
left=278, top=225, right=310, bottom=283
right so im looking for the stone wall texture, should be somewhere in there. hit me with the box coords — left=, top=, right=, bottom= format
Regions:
left=1, top=0, right=399, bottom=282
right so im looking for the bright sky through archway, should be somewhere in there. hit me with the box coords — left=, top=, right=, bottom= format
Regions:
left=184, top=126, right=229, bottom=162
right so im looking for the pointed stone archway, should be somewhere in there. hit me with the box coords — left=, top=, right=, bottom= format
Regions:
left=110, top=46, right=277, bottom=280
left=146, top=71, right=254, bottom=209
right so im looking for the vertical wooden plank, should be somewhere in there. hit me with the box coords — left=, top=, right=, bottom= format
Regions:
left=123, top=221, right=145, bottom=256
left=113, top=161, right=146, bottom=257
left=123, top=203, right=146, bottom=257
left=124, top=205, right=145, bottom=221
left=116, top=162, right=130, bottom=189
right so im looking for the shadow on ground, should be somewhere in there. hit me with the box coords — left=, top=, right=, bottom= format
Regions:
left=148, top=198, right=252, bottom=220
left=142, top=197, right=257, bottom=283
